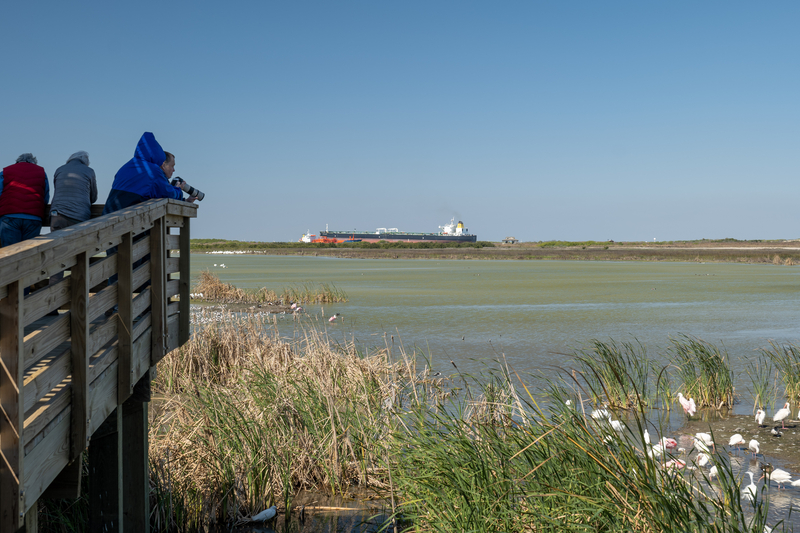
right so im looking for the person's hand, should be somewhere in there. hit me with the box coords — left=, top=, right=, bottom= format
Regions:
left=187, top=196, right=198, bottom=203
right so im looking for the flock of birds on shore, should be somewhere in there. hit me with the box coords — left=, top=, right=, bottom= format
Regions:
left=585, top=392, right=800, bottom=507
left=189, top=303, right=344, bottom=326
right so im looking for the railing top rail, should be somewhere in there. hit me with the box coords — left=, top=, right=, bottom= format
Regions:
left=0, top=199, right=196, bottom=286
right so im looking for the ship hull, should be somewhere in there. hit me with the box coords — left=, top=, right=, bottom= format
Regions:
left=320, top=231, right=477, bottom=243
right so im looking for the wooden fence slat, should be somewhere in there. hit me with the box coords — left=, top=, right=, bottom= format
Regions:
left=69, top=253, right=89, bottom=462
left=23, top=314, right=70, bottom=370
left=118, top=233, right=133, bottom=404
left=23, top=276, right=71, bottom=327
left=150, top=219, right=166, bottom=365
left=178, top=221, right=191, bottom=345
left=23, top=347, right=70, bottom=414
left=166, top=234, right=180, bottom=250
left=1, top=281, right=25, bottom=530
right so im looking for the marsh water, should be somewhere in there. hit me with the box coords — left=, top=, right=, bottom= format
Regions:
left=192, top=254, right=800, bottom=529
left=193, top=254, right=800, bottom=408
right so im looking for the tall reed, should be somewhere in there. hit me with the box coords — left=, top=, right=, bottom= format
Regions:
left=761, top=341, right=800, bottom=405
left=744, top=353, right=777, bottom=411
left=570, top=339, right=651, bottom=409
left=669, top=335, right=735, bottom=409
left=390, top=371, right=771, bottom=533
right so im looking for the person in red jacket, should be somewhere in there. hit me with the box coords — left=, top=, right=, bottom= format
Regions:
left=0, top=153, right=50, bottom=247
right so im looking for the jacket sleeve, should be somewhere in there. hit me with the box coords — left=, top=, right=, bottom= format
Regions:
left=151, top=176, right=183, bottom=200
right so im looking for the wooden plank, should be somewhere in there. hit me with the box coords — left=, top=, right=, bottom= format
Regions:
left=164, top=214, right=184, bottom=228
left=88, top=253, right=117, bottom=290
left=132, top=329, right=152, bottom=386
left=150, top=219, right=166, bottom=365
left=23, top=313, right=70, bottom=370
left=87, top=283, right=118, bottom=324
left=165, top=200, right=199, bottom=218
left=87, top=361, right=119, bottom=438
left=132, top=312, right=151, bottom=343
left=165, top=314, right=181, bottom=355
left=132, top=289, right=151, bottom=320
left=166, top=257, right=180, bottom=274
left=132, top=235, right=150, bottom=264
left=121, top=400, right=149, bottom=531
left=166, top=234, right=180, bottom=250
left=89, top=317, right=117, bottom=357
left=118, top=233, right=133, bottom=404
left=89, top=344, right=118, bottom=386
left=23, top=382, right=70, bottom=448
left=166, top=280, right=180, bottom=299
left=70, top=252, right=89, bottom=461
left=167, top=302, right=179, bottom=318
left=1, top=281, right=25, bottom=531
left=23, top=275, right=71, bottom=327
left=40, top=454, right=82, bottom=499
left=178, top=220, right=191, bottom=346
left=21, top=411, right=70, bottom=513
left=23, top=346, right=70, bottom=414
left=132, top=260, right=151, bottom=293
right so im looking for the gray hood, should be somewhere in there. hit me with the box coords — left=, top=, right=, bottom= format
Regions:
left=67, top=151, right=90, bottom=166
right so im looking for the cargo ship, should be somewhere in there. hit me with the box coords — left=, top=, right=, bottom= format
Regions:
left=302, top=218, right=477, bottom=243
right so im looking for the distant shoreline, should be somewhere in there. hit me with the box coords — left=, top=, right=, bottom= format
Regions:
left=191, top=240, right=800, bottom=264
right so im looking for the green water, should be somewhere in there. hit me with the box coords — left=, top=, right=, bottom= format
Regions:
left=192, top=254, right=800, bottom=408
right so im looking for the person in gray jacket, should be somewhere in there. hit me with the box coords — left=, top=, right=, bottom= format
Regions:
left=50, top=151, right=98, bottom=231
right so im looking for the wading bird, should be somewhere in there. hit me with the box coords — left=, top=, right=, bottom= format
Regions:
left=729, top=434, right=746, bottom=454
left=756, top=408, right=766, bottom=427
left=677, top=393, right=697, bottom=417
left=773, top=402, right=791, bottom=429
left=695, top=432, right=715, bottom=453
left=760, top=463, right=792, bottom=489
left=742, top=472, right=757, bottom=501
left=328, top=313, right=341, bottom=322
left=749, top=439, right=760, bottom=456
left=709, top=465, right=718, bottom=479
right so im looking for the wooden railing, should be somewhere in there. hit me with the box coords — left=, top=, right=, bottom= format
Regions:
left=0, top=199, right=197, bottom=532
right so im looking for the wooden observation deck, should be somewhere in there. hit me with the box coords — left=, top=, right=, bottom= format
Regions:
left=0, top=199, right=197, bottom=532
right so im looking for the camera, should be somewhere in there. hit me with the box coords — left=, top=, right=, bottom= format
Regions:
left=171, top=177, right=205, bottom=201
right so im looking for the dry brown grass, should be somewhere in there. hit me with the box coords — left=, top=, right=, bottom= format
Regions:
left=193, top=270, right=347, bottom=304
left=149, top=312, right=441, bottom=530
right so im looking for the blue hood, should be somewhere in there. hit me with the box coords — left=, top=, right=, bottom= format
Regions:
left=103, top=132, right=182, bottom=214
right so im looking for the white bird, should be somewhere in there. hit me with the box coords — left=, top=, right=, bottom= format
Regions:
left=677, top=393, right=697, bottom=416
left=749, top=439, right=760, bottom=456
left=695, top=432, right=716, bottom=453
left=610, top=420, right=624, bottom=433
left=643, top=429, right=651, bottom=445
left=742, top=472, right=757, bottom=502
left=248, top=506, right=277, bottom=522
left=696, top=453, right=710, bottom=467
left=693, top=437, right=711, bottom=455
left=709, top=465, right=718, bottom=479
left=762, top=467, right=792, bottom=489
left=771, top=428, right=782, bottom=437
left=591, top=408, right=611, bottom=421
left=773, top=402, right=791, bottom=429
left=755, top=408, right=766, bottom=427
left=729, top=433, right=746, bottom=454
left=648, top=443, right=664, bottom=459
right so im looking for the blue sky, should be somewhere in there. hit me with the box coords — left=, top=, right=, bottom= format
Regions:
left=2, top=2, right=798, bottom=242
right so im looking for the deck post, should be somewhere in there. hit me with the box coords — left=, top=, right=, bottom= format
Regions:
left=178, top=218, right=190, bottom=345
left=88, top=408, right=123, bottom=533
left=70, top=252, right=90, bottom=462
left=118, top=232, right=134, bottom=403
left=150, top=218, right=166, bottom=365
left=122, top=374, right=150, bottom=532
left=0, top=281, right=24, bottom=532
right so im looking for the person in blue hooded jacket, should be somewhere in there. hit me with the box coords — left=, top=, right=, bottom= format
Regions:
left=103, top=132, right=186, bottom=214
